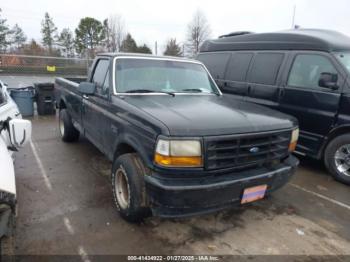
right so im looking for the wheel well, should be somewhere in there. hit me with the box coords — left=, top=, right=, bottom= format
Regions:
left=59, top=99, right=66, bottom=110
left=321, top=126, right=350, bottom=158
left=114, top=143, right=137, bottom=160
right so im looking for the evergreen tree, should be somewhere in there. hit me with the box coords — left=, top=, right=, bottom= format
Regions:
left=0, top=9, right=10, bottom=52
left=75, top=17, right=104, bottom=58
left=120, top=33, right=138, bottom=52
left=136, top=44, right=152, bottom=54
left=11, top=24, right=27, bottom=49
left=41, top=12, right=57, bottom=53
left=163, top=38, right=182, bottom=56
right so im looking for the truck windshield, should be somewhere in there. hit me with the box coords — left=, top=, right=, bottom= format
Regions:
left=115, top=58, right=219, bottom=94
left=334, top=52, right=350, bottom=73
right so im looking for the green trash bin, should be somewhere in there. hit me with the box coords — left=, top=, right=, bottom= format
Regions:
left=9, top=87, right=35, bottom=117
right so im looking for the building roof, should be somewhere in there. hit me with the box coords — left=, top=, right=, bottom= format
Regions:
left=200, top=29, right=350, bottom=53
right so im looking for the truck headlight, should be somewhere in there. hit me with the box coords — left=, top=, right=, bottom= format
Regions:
left=289, top=128, right=299, bottom=152
left=154, top=139, right=202, bottom=167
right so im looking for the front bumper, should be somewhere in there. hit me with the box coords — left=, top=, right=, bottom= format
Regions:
left=145, top=155, right=299, bottom=217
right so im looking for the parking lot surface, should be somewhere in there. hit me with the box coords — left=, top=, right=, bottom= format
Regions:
left=0, top=75, right=55, bottom=88
left=10, top=115, right=350, bottom=257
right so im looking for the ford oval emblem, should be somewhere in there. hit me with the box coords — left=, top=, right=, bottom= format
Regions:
left=249, top=147, right=260, bottom=153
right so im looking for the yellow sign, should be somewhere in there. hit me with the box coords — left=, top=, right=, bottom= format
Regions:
left=47, top=65, right=56, bottom=72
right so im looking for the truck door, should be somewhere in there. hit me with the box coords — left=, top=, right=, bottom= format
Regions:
left=82, top=58, right=109, bottom=152
left=245, top=52, right=285, bottom=110
left=278, top=52, right=344, bottom=156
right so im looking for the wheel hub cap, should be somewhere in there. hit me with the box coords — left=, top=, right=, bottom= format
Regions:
left=334, top=144, right=350, bottom=177
left=59, top=118, right=64, bottom=136
left=115, top=167, right=129, bottom=209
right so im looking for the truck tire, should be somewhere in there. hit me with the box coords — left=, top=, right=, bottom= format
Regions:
left=111, top=153, right=151, bottom=222
left=324, top=134, right=350, bottom=185
left=59, top=109, right=79, bottom=142
left=0, top=214, right=15, bottom=261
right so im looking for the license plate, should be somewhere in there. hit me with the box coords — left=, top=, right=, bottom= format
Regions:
left=241, top=185, right=267, bottom=204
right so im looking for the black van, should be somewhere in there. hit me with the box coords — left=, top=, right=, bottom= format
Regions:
left=197, top=29, right=350, bottom=185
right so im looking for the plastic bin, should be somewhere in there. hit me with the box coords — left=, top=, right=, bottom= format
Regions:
left=34, top=83, right=56, bottom=115
left=10, top=87, right=35, bottom=117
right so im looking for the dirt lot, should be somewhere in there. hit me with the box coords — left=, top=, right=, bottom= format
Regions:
left=9, top=115, right=350, bottom=258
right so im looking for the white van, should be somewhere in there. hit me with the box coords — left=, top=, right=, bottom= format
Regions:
left=0, top=80, right=32, bottom=254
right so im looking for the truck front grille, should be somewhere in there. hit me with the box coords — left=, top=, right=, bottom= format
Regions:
left=204, top=130, right=291, bottom=170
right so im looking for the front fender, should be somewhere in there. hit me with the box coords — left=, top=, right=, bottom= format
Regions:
left=113, top=133, right=155, bottom=169
left=0, top=137, right=16, bottom=196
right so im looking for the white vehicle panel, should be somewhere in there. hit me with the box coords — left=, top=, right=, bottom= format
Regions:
left=0, top=136, right=16, bottom=195
left=0, top=81, right=21, bottom=196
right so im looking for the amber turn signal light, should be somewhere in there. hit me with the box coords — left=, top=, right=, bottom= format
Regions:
left=154, top=153, right=202, bottom=167
left=289, top=129, right=299, bottom=152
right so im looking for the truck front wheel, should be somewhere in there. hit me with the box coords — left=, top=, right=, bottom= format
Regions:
left=59, top=109, right=79, bottom=142
left=111, top=153, right=151, bottom=222
left=324, top=134, right=350, bottom=185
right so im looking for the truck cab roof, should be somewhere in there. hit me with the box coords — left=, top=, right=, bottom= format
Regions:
left=96, top=52, right=199, bottom=63
left=200, top=29, right=350, bottom=53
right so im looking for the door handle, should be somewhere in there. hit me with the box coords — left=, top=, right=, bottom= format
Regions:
left=279, top=88, right=285, bottom=98
left=247, top=85, right=251, bottom=95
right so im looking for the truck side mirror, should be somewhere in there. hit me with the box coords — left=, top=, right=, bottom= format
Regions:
left=78, top=82, right=96, bottom=95
left=9, top=119, right=32, bottom=148
left=319, top=72, right=339, bottom=90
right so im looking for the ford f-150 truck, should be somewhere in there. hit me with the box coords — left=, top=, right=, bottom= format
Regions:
left=55, top=53, right=299, bottom=222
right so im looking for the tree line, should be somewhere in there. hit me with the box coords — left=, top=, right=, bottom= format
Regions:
left=0, top=8, right=211, bottom=58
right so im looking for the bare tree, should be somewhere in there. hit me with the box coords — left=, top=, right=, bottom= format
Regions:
left=103, top=19, right=111, bottom=51
left=186, top=10, right=211, bottom=57
left=57, top=28, right=75, bottom=57
left=104, top=14, right=126, bottom=52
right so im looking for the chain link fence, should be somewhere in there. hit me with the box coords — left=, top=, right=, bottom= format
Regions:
left=0, top=54, right=93, bottom=76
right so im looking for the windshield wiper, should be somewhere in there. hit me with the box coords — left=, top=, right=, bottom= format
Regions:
left=181, top=88, right=220, bottom=95
left=181, top=88, right=204, bottom=93
left=125, top=89, right=175, bottom=97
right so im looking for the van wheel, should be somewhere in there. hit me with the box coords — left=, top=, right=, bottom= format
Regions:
left=324, top=134, right=350, bottom=185
left=59, top=109, right=79, bottom=142
left=111, top=153, right=151, bottom=223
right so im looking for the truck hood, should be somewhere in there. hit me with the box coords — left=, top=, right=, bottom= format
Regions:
left=123, top=95, right=297, bottom=136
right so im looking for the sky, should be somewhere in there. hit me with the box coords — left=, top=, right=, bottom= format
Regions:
left=1, top=0, right=350, bottom=53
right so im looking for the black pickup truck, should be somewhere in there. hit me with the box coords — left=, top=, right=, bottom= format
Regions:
left=55, top=53, right=299, bottom=222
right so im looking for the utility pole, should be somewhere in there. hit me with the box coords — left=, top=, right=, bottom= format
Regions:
left=155, top=41, right=158, bottom=55
left=291, top=5, right=296, bottom=29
